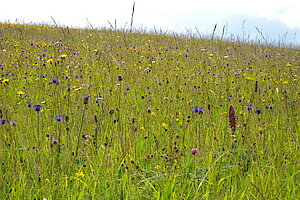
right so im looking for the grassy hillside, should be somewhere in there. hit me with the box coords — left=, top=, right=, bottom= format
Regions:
left=0, top=23, right=299, bottom=199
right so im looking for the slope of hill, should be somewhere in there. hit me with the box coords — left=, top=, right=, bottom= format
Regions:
left=0, top=23, right=299, bottom=199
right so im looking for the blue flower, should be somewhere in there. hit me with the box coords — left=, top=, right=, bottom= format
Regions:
left=55, top=116, right=63, bottom=122
left=266, top=105, right=274, bottom=109
left=192, top=107, right=205, bottom=114
left=51, top=139, right=58, bottom=145
left=95, top=98, right=102, bottom=103
left=51, top=77, right=59, bottom=84
left=0, top=120, right=6, bottom=125
left=125, top=86, right=131, bottom=90
left=33, top=105, right=42, bottom=112
left=255, top=110, right=262, bottom=114
left=246, top=105, right=254, bottom=111
left=10, top=120, right=17, bottom=126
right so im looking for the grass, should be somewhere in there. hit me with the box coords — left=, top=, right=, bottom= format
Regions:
left=0, top=22, right=299, bottom=199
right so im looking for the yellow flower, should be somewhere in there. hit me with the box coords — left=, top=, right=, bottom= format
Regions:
left=46, top=59, right=53, bottom=64
left=140, top=127, right=145, bottom=131
left=17, top=91, right=25, bottom=96
left=2, top=78, right=9, bottom=84
left=151, top=112, right=156, bottom=117
left=154, top=165, right=161, bottom=169
left=245, top=77, right=255, bottom=80
left=60, top=54, right=67, bottom=58
left=162, top=123, right=168, bottom=129
left=75, top=172, right=85, bottom=177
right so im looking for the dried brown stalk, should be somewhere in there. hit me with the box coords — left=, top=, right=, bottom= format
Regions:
left=229, top=104, right=237, bottom=135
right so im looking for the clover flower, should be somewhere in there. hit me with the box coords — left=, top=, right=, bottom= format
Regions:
left=191, top=148, right=198, bottom=155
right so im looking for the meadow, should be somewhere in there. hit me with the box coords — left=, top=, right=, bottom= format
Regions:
left=0, top=23, right=299, bottom=199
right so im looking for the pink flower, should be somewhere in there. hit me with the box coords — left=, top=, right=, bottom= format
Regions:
left=191, top=148, right=198, bottom=155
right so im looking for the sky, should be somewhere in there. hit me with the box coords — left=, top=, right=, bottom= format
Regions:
left=1, top=0, right=300, bottom=45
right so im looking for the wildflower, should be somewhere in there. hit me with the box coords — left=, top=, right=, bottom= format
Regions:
left=60, top=54, right=67, bottom=58
left=154, top=165, right=161, bottom=169
left=266, top=105, right=274, bottom=109
left=75, top=172, right=85, bottom=177
left=46, top=59, right=53, bottom=64
left=246, top=105, right=254, bottom=111
left=51, top=77, right=59, bottom=84
left=26, top=102, right=32, bottom=107
left=17, top=91, right=25, bottom=96
left=83, top=95, right=90, bottom=105
left=161, top=123, right=168, bottom=129
left=55, top=116, right=63, bottom=122
left=229, top=104, right=236, bottom=134
left=51, top=138, right=58, bottom=144
left=33, top=105, right=42, bottom=112
left=2, top=78, right=9, bottom=84
left=125, top=86, right=130, bottom=90
left=151, top=112, right=156, bottom=117
left=10, top=120, right=17, bottom=126
left=0, top=120, right=6, bottom=125
left=95, top=98, right=102, bottom=103
left=255, top=110, right=262, bottom=114
left=192, top=107, right=205, bottom=114
left=191, top=148, right=198, bottom=155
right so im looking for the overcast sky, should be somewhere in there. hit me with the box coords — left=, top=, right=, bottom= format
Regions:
left=1, top=0, right=300, bottom=45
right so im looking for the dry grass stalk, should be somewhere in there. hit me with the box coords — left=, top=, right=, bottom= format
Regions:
left=229, top=104, right=236, bottom=135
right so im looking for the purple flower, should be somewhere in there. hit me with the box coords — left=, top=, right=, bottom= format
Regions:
left=266, top=105, right=274, bottom=109
left=55, top=116, right=63, bottom=122
left=125, top=86, right=130, bottom=90
left=26, top=102, right=32, bottom=107
left=51, top=139, right=58, bottom=145
left=95, top=98, right=102, bottom=103
left=246, top=105, right=254, bottom=111
left=10, top=120, right=17, bottom=126
left=255, top=110, right=262, bottom=114
left=192, top=107, right=205, bottom=114
left=51, top=77, right=59, bottom=84
left=191, top=148, right=198, bottom=155
left=33, top=105, right=42, bottom=112
left=0, top=120, right=6, bottom=125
